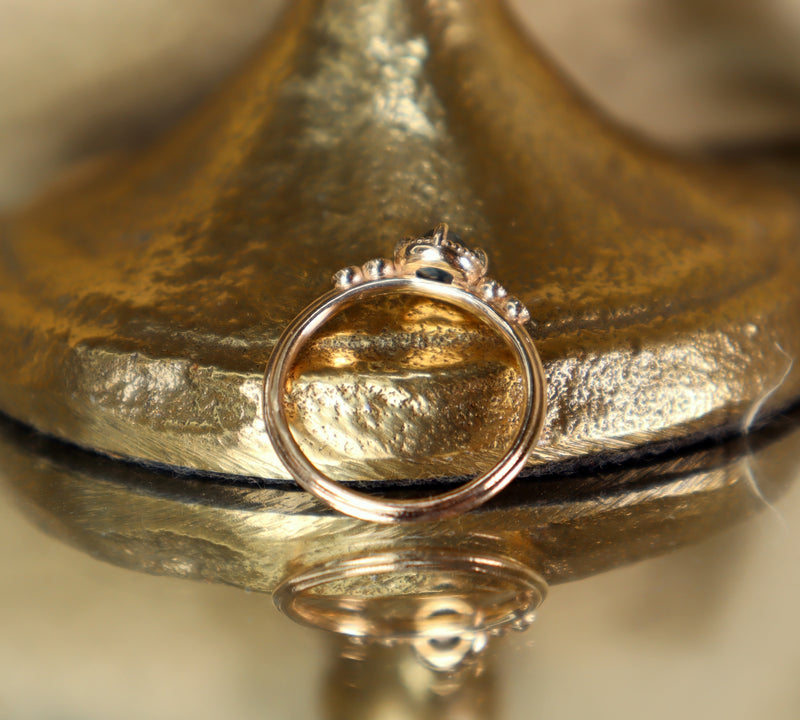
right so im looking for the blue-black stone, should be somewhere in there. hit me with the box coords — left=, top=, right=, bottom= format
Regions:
left=416, top=267, right=454, bottom=283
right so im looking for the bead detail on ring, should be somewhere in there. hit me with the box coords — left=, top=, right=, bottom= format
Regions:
left=503, top=297, right=530, bottom=324
left=332, top=265, right=364, bottom=289
left=362, top=257, right=395, bottom=280
left=477, top=279, right=507, bottom=302
left=332, top=224, right=531, bottom=325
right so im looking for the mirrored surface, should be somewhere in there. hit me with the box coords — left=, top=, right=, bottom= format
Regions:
left=1, top=410, right=798, bottom=719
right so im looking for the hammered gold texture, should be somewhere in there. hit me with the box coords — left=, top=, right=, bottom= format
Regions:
left=0, top=0, right=799, bottom=481
left=286, top=297, right=524, bottom=481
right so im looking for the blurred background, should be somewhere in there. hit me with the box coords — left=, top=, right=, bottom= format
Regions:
left=1, top=1, right=800, bottom=718
left=4, top=0, right=800, bottom=209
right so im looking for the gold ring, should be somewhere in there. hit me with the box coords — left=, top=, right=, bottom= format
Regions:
left=263, top=224, right=547, bottom=523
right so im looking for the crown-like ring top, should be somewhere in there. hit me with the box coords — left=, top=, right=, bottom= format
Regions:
left=263, top=224, right=546, bottom=524
left=332, top=224, right=530, bottom=324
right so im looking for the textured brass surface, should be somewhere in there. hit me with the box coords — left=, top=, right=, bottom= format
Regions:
left=288, top=298, right=526, bottom=480
left=0, top=0, right=799, bottom=481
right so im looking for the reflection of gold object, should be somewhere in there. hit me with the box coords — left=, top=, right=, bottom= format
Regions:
left=264, top=225, right=546, bottom=521
left=0, top=0, right=798, bottom=481
left=3, top=409, right=796, bottom=596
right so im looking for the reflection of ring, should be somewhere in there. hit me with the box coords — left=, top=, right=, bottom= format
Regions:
left=263, top=224, right=547, bottom=523
left=273, top=548, right=547, bottom=641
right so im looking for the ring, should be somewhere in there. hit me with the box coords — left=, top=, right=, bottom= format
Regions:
left=263, top=224, right=547, bottom=523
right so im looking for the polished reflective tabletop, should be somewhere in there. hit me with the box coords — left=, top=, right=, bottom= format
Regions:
left=1, top=409, right=799, bottom=719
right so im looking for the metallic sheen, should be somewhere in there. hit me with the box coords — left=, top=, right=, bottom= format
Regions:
left=0, top=0, right=799, bottom=481
left=264, top=229, right=546, bottom=521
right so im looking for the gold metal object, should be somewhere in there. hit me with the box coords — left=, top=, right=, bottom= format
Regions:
left=0, top=0, right=799, bottom=481
left=264, top=224, right=546, bottom=521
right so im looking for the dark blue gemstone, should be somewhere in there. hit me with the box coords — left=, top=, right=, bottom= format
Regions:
left=416, top=266, right=454, bottom=284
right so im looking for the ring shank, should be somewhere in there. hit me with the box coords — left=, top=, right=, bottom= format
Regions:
left=263, top=276, right=546, bottom=523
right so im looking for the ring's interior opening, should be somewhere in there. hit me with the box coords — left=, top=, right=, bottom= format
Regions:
left=283, top=294, right=525, bottom=488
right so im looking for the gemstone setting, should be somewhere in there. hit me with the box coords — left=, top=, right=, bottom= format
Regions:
left=330, top=224, right=532, bottom=325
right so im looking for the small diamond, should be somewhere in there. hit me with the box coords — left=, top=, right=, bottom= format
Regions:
left=503, top=297, right=530, bottom=324
left=332, top=266, right=363, bottom=288
left=362, top=257, right=395, bottom=279
left=477, top=279, right=507, bottom=301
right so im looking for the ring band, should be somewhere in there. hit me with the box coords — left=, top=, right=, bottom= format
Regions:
left=263, top=225, right=546, bottom=523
